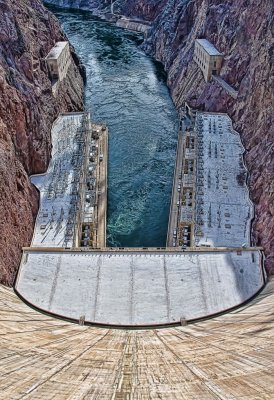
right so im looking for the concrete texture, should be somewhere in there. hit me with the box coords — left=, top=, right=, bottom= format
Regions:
left=16, top=249, right=264, bottom=326
left=1, top=280, right=274, bottom=398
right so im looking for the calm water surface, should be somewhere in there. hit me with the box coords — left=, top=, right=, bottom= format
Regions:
left=49, top=6, right=178, bottom=247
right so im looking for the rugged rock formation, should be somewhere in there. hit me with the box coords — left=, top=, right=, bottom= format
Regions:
left=44, top=0, right=165, bottom=19
left=118, top=0, right=166, bottom=20
left=0, top=0, right=84, bottom=285
left=142, top=0, right=274, bottom=272
left=6, top=0, right=274, bottom=275
left=44, top=0, right=112, bottom=12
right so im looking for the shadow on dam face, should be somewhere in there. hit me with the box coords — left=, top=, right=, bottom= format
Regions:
left=16, top=248, right=265, bottom=327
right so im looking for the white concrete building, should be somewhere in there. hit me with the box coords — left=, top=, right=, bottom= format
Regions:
left=46, top=41, right=71, bottom=82
left=194, top=39, right=223, bottom=82
left=30, top=112, right=90, bottom=248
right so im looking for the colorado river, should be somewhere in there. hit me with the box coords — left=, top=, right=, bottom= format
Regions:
left=49, top=6, right=178, bottom=247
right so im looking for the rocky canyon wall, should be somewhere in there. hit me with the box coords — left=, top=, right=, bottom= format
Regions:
left=44, top=0, right=165, bottom=19
left=141, top=0, right=274, bottom=272
left=0, top=0, right=84, bottom=285
left=3, top=0, right=273, bottom=279
left=44, top=0, right=112, bottom=12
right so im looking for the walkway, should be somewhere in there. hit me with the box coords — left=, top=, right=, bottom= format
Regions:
left=213, top=75, right=238, bottom=99
left=166, top=128, right=184, bottom=247
left=95, top=126, right=108, bottom=248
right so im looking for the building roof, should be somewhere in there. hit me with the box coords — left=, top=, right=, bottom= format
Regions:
left=46, top=41, right=69, bottom=60
left=30, top=113, right=87, bottom=248
left=196, top=38, right=223, bottom=56
left=193, top=113, right=253, bottom=247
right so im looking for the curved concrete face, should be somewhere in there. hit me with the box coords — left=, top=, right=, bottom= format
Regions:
left=16, top=249, right=264, bottom=326
left=1, top=282, right=274, bottom=399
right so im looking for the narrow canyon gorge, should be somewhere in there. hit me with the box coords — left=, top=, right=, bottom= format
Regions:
left=48, top=0, right=274, bottom=272
left=0, top=0, right=273, bottom=284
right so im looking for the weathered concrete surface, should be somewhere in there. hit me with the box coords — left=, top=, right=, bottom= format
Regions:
left=1, top=280, right=274, bottom=398
left=0, top=0, right=84, bottom=285
left=29, top=113, right=107, bottom=249
left=167, top=112, right=255, bottom=249
left=30, top=113, right=88, bottom=248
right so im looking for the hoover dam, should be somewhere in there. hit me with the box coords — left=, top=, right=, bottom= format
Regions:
left=0, top=0, right=274, bottom=398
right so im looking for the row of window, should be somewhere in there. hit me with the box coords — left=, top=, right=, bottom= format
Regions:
left=196, top=45, right=208, bottom=64
left=57, top=49, right=71, bottom=78
left=48, top=50, right=71, bottom=79
left=194, top=53, right=218, bottom=71
left=194, top=54, right=207, bottom=71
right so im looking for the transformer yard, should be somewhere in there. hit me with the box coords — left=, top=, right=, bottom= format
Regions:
left=30, top=112, right=108, bottom=249
left=167, top=107, right=254, bottom=250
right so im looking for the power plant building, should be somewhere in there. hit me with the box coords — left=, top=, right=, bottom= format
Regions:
left=46, top=41, right=71, bottom=82
left=194, top=39, right=223, bottom=82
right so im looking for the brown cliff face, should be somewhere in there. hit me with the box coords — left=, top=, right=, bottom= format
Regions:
left=49, top=0, right=274, bottom=271
left=0, top=0, right=84, bottom=285
left=140, top=0, right=274, bottom=272
left=44, top=0, right=166, bottom=20
left=2, top=0, right=273, bottom=281
left=119, top=0, right=167, bottom=21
